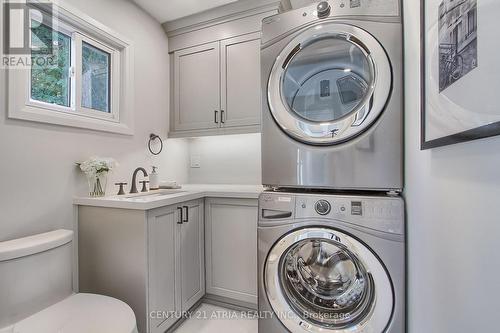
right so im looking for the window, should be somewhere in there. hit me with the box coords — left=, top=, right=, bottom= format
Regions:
left=30, top=20, right=72, bottom=108
left=81, top=41, right=110, bottom=113
left=8, top=1, right=134, bottom=135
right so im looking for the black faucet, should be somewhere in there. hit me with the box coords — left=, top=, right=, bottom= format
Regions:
left=130, top=167, right=148, bottom=194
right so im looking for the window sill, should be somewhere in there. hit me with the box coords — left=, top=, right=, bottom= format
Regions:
left=9, top=105, right=134, bottom=135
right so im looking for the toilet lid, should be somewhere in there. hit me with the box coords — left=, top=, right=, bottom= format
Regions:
left=11, top=294, right=137, bottom=333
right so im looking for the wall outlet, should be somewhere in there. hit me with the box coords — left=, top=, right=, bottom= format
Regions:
left=190, top=155, right=201, bottom=168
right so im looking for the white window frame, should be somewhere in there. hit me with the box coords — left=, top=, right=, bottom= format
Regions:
left=8, top=0, right=135, bottom=135
left=74, top=34, right=121, bottom=123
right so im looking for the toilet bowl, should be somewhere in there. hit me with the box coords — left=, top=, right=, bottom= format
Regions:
left=0, top=230, right=138, bottom=333
left=0, top=294, right=137, bottom=333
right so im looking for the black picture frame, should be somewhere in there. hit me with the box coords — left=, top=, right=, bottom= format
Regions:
left=420, top=0, right=500, bottom=150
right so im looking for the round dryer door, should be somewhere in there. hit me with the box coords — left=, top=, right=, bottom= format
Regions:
left=267, top=23, right=392, bottom=145
left=265, top=228, right=393, bottom=333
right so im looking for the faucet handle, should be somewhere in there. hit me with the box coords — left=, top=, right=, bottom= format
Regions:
left=115, top=182, right=127, bottom=195
left=140, top=180, right=149, bottom=193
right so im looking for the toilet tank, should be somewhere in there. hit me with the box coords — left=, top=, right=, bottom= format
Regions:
left=0, top=230, right=74, bottom=329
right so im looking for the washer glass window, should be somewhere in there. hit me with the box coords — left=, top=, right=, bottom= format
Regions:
left=280, top=238, right=374, bottom=328
left=282, top=36, right=373, bottom=123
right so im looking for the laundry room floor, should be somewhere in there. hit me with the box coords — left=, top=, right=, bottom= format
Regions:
left=174, top=304, right=257, bottom=333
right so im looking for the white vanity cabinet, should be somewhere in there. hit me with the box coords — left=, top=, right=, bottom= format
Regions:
left=78, top=199, right=205, bottom=333
left=148, top=199, right=204, bottom=333
left=204, top=198, right=258, bottom=307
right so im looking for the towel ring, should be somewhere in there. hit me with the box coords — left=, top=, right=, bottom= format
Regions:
left=148, top=133, right=163, bottom=155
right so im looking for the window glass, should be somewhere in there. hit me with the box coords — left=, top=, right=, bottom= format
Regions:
left=82, top=42, right=111, bottom=113
left=30, top=20, right=71, bottom=107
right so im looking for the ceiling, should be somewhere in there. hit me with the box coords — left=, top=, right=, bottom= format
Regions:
left=133, top=0, right=239, bottom=23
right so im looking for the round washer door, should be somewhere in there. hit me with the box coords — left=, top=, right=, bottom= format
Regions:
left=265, top=227, right=393, bottom=333
left=267, top=23, right=392, bottom=145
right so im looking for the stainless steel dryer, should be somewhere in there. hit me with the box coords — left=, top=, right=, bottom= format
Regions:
left=258, top=192, right=405, bottom=333
left=261, top=0, right=403, bottom=191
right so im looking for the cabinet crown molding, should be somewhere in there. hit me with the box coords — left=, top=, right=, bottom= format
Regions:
left=163, top=0, right=280, bottom=38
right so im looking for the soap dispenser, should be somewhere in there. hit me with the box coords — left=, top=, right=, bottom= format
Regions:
left=150, top=166, right=160, bottom=190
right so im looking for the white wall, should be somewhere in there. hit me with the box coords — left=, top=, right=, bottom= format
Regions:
left=187, top=133, right=262, bottom=185
left=404, top=1, right=500, bottom=332
left=0, top=0, right=189, bottom=242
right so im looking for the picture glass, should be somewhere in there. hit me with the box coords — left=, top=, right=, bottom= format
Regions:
left=424, top=0, right=500, bottom=144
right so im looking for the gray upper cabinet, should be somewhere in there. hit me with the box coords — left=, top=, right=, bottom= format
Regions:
left=173, top=42, right=220, bottom=131
left=167, top=1, right=279, bottom=138
left=220, top=33, right=262, bottom=129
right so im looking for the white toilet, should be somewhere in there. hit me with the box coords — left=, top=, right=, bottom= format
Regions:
left=0, top=229, right=138, bottom=333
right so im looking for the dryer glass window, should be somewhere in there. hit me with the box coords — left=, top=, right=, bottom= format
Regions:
left=282, top=37, right=374, bottom=123
left=280, top=238, right=374, bottom=327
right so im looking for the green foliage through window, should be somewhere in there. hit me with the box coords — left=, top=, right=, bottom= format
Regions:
left=30, top=20, right=71, bottom=107
left=82, top=42, right=110, bottom=113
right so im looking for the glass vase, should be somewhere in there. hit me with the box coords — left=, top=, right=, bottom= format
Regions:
left=87, top=172, right=108, bottom=197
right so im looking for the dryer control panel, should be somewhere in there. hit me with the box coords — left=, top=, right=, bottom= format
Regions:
left=280, top=0, right=400, bottom=17
left=329, top=0, right=400, bottom=17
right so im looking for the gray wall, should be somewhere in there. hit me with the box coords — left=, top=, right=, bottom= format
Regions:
left=0, top=0, right=189, bottom=242
left=404, top=1, right=500, bottom=332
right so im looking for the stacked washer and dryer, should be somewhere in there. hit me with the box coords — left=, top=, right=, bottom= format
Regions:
left=258, top=1, right=405, bottom=332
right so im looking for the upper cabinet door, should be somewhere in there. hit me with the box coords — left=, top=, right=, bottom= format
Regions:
left=180, top=200, right=205, bottom=311
left=220, top=33, right=262, bottom=128
left=174, top=42, right=220, bottom=131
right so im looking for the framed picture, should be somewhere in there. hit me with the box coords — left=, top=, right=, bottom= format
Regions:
left=421, top=0, right=500, bottom=149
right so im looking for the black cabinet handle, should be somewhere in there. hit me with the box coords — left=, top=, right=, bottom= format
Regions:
left=221, top=110, right=225, bottom=124
left=177, top=207, right=183, bottom=224
left=214, top=110, right=219, bottom=124
left=182, top=206, right=189, bottom=223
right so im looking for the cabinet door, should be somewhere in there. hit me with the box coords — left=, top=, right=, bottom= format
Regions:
left=148, top=206, right=181, bottom=333
left=179, top=200, right=205, bottom=311
left=205, top=198, right=258, bottom=305
left=174, top=42, right=220, bottom=131
left=220, top=33, right=261, bottom=128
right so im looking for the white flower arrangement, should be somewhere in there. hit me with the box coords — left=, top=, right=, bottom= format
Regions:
left=78, top=156, right=117, bottom=178
left=77, top=157, right=118, bottom=197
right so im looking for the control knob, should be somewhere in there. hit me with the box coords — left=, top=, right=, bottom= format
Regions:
left=315, top=200, right=331, bottom=215
left=317, top=1, right=331, bottom=18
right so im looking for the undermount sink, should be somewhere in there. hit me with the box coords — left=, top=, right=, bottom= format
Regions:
left=116, top=189, right=186, bottom=201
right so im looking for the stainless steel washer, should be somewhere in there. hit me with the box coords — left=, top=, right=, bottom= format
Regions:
left=258, top=192, right=405, bottom=332
left=261, top=0, right=403, bottom=191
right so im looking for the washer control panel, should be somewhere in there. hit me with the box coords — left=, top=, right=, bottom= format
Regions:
left=259, top=192, right=404, bottom=235
left=295, top=194, right=404, bottom=235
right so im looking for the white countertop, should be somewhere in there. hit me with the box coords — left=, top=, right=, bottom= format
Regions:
left=73, top=184, right=264, bottom=210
